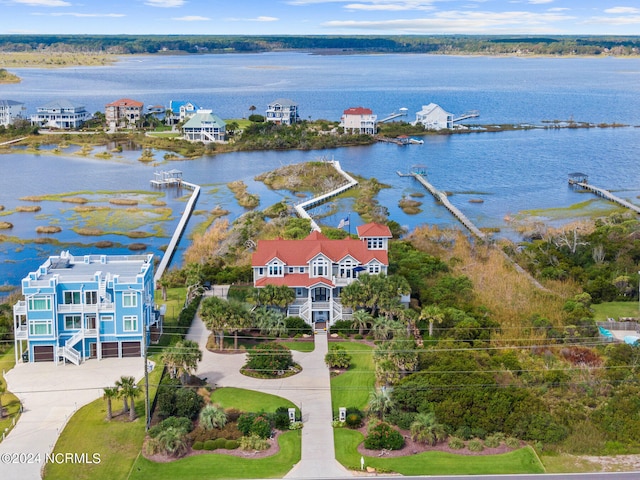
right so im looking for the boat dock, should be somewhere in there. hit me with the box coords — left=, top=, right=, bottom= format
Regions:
left=152, top=170, right=200, bottom=284
left=294, top=160, right=358, bottom=232
left=568, top=173, right=640, bottom=215
left=399, top=169, right=485, bottom=240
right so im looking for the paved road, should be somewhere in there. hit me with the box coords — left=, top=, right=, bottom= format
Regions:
left=187, top=307, right=350, bottom=479
left=0, top=358, right=143, bottom=480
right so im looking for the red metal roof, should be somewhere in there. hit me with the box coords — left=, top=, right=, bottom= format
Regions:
left=356, top=223, right=392, bottom=238
left=106, top=98, right=144, bottom=107
left=343, top=107, right=373, bottom=115
left=255, top=274, right=335, bottom=288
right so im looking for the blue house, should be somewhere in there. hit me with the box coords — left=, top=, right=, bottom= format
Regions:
left=13, top=251, right=161, bottom=365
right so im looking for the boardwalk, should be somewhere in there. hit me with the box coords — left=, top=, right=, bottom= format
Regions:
left=570, top=181, right=640, bottom=215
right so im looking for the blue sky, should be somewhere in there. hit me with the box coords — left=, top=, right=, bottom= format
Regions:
left=1, top=0, right=639, bottom=35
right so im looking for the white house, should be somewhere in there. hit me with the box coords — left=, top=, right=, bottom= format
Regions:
left=340, top=107, right=377, bottom=135
left=251, top=223, right=392, bottom=326
left=182, top=109, right=226, bottom=143
left=413, top=103, right=453, bottom=130
left=31, top=99, right=92, bottom=129
left=0, top=99, right=26, bottom=126
left=266, top=98, right=299, bottom=125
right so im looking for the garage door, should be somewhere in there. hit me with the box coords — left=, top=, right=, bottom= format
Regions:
left=101, top=342, right=119, bottom=358
left=33, top=345, right=54, bottom=362
left=122, top=341, right=141, bottom=357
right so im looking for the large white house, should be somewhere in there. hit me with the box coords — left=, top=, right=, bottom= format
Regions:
left=182, top=109, right=226, bottom=143
left=251, top=223, right=392, bottom=326
left=340, top=107, right=377, bottom=134
left=31, top=99, right=92, bottom=129
left=266, top=98, right=299, bottom=125
left=0, top=99, right=26, bottom=126
left=413, top=103, right=454, bottom=130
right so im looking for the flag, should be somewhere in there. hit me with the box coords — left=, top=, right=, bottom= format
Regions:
left=337, top=215, right=350, bottom=229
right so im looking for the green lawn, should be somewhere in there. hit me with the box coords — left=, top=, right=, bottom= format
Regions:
left=592, top=301, right=640, bottom=321
left=151, top=287, right=187, bottom=350
left=281, top=340, right=315, bottom=352
left=211, top=387, right=298, bottom=414
left=0, top=348, right=21, bottom=441
left=330, top=341, right=374, bottom=415
left=335, top=429, right=545, bottom=475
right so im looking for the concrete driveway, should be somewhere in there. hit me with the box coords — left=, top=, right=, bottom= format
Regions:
left=0, top=358, right=144, bottom=480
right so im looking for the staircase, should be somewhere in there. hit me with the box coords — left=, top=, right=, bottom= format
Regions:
left=58, top=329, right=83, bottom=365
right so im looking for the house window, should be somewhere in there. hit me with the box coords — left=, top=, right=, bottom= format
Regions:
left=85, top=314, right=97, bottom=330
left=288, top=267, right=295, bottom=273
left=268, top=263, right=283, bottom=276
left=368, top=263, right=381, bottom=274
left=85, top=291, right=98, bottom=305
left=258, top=267, right=264, bottom=276
left=339, top=259, right=356, bottom=278
left=299, top=267, right=305, bottom=273
left=63, top=291, right=81, bottom=304
left=102, top=315, right=114, bottom=322
left=367, top=238, right=384, bottom=250
left=123, top=292, right=137, bottom=308
left=312, top=258, right=328, bottom=277
left=28, top=296, right=51, bottom=311
left=29, top=320, right=52, bottom=336
left=64, top=315, right=82, bottom=330
left=123, top=315, right=138, bottom=332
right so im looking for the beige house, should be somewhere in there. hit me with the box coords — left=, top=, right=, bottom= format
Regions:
left=340, top=107, right=377, bottom=134
left=105, top=98, right=144, bottom=130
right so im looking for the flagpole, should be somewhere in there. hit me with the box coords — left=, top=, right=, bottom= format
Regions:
left=348, top=213, right=351, bottom=236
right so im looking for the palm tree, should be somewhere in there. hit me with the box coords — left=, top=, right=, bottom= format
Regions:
left=199, top=405, right=227, bottom=430
left=162, top=339, right=202, bottom=383
left=154, top=426, right=188, bottom=456
left=102, top=386, right=119, bottom=421
left=420, top=304, right=444, bottom=338
left=410, top=412, right=447, bottom=446
left=351, top=310, right=372, bottom=336
left=254, top=306, right=287, bottom=338
left=116, top=376, right=138, bottom=420
left=158, top=276, right=169, bottom=301
left=115, top=376, right=131, bottom=413
left=0, top=382, right=6, bottom=419
left=367, top=387, right=395, bottom=421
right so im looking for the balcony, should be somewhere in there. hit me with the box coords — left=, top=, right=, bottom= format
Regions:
left=15, top=324, right=28, bottom=340
left=13, top=300, right=26, bottom=315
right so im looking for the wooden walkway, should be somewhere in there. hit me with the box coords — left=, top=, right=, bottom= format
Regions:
left=294, top=160, right=358, bottom=232
left=409, top=172, right=486, bottom=240
left=570, top=180, right=640, bottom=214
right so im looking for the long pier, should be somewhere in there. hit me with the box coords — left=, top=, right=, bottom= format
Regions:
left=153, top=175, right=200, bottom=284
left=294, top=160, right=358, bottom=232
left=569, top=179, right=640, bottom=215
left=402, top=171, right=485, bottom=240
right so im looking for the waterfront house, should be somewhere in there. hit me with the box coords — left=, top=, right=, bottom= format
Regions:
left=182, top=109, right=226, bottom=143
left=168, top=100, right=200, bottom=124
left=12, top=251, right=161, bottom=365
left=266, top=98, right=299, bottom=125
left=340, top=107, right=377, bottom=134
left=413, top=103, right=453, bottom=130
left=105, top=98, right=144, bottom=130
left=251, top=223, right=391, bottom=327
left=30, top=99, right=91, bottom=129
left=0, top=99, right=26, bottom=126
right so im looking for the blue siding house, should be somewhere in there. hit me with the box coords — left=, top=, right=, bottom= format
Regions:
left=13, top=251, right=161, bottom=365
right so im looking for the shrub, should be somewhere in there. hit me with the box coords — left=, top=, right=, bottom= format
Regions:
left=385, top=410, right=416, bottom=430
left=175, top=388, right=204, bottom=420
left=237, top=413, right=256, bottom=436
left=468, top=439, right=484, bottom=452
left=245, top=342, right=293, bottom=375
left=454, top=426, right=474, bottom=440
left=240, top=434, right=270, bottom=451
left=285, top=316, right=313, bottom=336
left=225, top=439, right=239, bottom=450
left=251, top=415, right=273, bottom=439
left=364, top=422, right=405, bottom=450
left=289, top=421, right=303, bottom=430
left=325, top=345, right=352, bottom=369
left=484, top=435, right=501, bottom=448
left=448, top=437, right=465, bottom=449
left=345, top=412, right=363, bottom=429
left=225, top=408, right=242, bottom=423
left=354, top=334, right=364, bottom=340
left=203, top=439, right=216, bottom=451
left=331, top=320, right=355, bottom=335
left=192, top=441, right=204, bottom=450
left=213, top=438, right=227, bottom=449
left=149, top=416, right=193, bottom=438
left=505, top=437, right=521, bottom=448
left=273, top=408, right=291, bottom=430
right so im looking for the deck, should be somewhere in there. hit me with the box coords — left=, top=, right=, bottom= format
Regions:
left=569, top=177, right=640, bottom=215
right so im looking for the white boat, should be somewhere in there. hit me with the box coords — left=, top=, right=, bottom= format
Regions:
left=409, top=138, right=424, bottom=144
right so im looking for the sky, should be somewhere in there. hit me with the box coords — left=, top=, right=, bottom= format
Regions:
left=0, top=0, right=639, bottom=36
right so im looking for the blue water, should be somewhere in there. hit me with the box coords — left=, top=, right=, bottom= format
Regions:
left=1, top=53, right=639, bottom=286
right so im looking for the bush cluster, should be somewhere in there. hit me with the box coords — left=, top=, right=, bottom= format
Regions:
left=237, top=413, right=272, bottom=439
left=177, top=295, right=202, bottom=329
left=324, top=344, right=352, bottom=369
left=148, top=416, right=193, bottom=438
left=364, top=422, right=405, bottom=450
left=285, top=316, right=313, bottom=336
left=157, top=383, right=204, bottom=420
left=244, top=342, right=294, bottom=375
left=188, top=423, right=242, bottom=443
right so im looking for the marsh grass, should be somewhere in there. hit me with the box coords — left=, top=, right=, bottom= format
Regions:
left=399, top=197, right=423, bottom=214
left=109, top=198, right=138, bottom=206
left=255, top=161, right=344, bottom=193
left=128, top=243, right=147, bottom=251
left=227, top=181, right=260, bottom=209
left=74, top=227, right=104, bottom=236
left=15, top=205, right=41, bottom=212
left=0, top=222, right=12, bottom=229
left=36, top=225, right=62, bottom=234
left=61, top=197, right=89, bottom=204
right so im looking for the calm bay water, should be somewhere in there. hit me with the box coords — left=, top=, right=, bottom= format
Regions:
left=1, top=53, right=639, bottom=286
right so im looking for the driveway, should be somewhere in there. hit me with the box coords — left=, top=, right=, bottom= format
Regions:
left=0, top=358, right=144, bottom=480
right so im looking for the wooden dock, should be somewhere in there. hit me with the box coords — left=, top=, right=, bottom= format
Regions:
left=569, top=178, right=640, bottom=215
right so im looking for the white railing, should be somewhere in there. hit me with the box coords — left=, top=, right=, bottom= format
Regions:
left=13, top=300, right=27, bottom=315
left=15, top=325, right=28, bottom=339
left=312, top=301, right=330, bottom=310
left=299, top=302, right=310, bottom=322
left=57, top=346, right=81, bottom=366
left=66, top=329, right=84, bottom=349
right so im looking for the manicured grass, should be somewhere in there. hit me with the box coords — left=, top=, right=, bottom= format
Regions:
left=150, top=287, right=187, bottom=350
left=541, top=453, right=604, bottom=473
left=334, top=429, right=545, bottom=475
left=281, top=340, right=315, bottom=352
left=592, top=301, right=640, bottom=321
left=129, top=429, right=301, bottom=479
left=330, top=341, right=374, bottom=415
left=0, top=348, right=21, bottom=441
left=211, top=387, right=298, bottom=414
left=43, top=357, right=165, bottom=480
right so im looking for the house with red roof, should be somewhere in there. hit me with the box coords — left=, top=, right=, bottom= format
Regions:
left=105, top=98, right=144, bottom=130
left=340, top=106, right=377, bottom=135
left=251, top=223, right=392, bottom=326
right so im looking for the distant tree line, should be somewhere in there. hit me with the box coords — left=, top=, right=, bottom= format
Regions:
left=0, top=35, right=638, bottom=56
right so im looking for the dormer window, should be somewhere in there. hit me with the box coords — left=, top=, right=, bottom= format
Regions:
left=312, top=257, right=329, bottom=277
left=268, top=261, right=283, bottom=276
left=367, top=238, right=384, bottom=249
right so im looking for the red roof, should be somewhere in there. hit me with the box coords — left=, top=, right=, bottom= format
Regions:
left=343, top=107, right=373, bottom=115
left=106, top=98, right=144, bottom=107
left=252, top=229, right=388, bottom=268
left=255, top=274, right=335, bottom=288
left=357, top=223, right=392, bottom=238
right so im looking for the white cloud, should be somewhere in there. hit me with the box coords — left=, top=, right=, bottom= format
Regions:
left=585, top=15, right=640, bottom=26
left=323, top=10, right=575, bottom=33
left=288, top=0, right=437, bottom=6
left=145, top=0, right=184, bottom=7
left=345, top=3, right=435, bottom=11
left=226, top=16, right=279, bottom=22
left=604, top=7, right=640, bottom=14
left=34, top=12, right=125, bottom=17
left=528, top=0, right=553, bottom=4
left=12, top=0, right=71, bottom=6
left=172, top=15, right=209, bottom=21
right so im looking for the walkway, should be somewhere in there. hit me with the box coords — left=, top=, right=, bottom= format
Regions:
left=0, top=358, right=143, bottom=480
left=187, top=307, right=351, bottom=479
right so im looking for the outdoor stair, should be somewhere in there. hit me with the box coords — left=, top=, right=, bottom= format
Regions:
left=59, top=329, right=83, bottom=365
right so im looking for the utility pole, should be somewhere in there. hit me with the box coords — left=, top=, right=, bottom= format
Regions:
left=144, top=322, right=150, bottom=431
